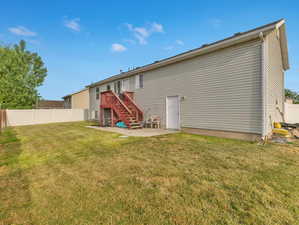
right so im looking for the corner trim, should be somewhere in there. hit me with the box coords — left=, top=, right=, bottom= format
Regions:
left=261, top=32, right=268, bottom=137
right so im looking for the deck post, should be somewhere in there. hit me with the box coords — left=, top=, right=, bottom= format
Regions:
left=99, top=108, right=103, bottom=126
left=111, top=109, right=114, bottom=127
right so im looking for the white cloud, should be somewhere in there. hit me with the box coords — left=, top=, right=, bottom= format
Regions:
left=151, top=22, right=164, bottom=33
left=125, top=22, right=164, bottom=45
left=8, top=26, right=36, bottom=36
left=111, top=43, right=127, bottom=52
left=176, top=40, right=184, bottom=46
left=134, top=27, right=149, bottom=37
left=209, top=18, right=222, bottom=29
left=164, top=46, right=174, bottom=51
left=126, top=23, right=148, bottom=45
left=64, top=18, right=81, bottom=32
left=135, top=34, right=147, bottom=45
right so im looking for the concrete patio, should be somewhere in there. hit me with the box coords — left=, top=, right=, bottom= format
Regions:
left=86, top=126, right=178, bottom=137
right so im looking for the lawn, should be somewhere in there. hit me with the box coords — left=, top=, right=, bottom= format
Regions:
left=0, top=122, right=299, bottom=225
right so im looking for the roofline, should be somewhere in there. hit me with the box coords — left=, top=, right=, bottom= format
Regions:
left=62, top=88, right=88, bottom=99
left=87, top=19, right=288, bottom=88
left=277, top=22, right=289, bottom=70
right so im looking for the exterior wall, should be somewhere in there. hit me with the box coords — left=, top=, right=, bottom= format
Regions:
left=265, top=30, right=285, bottom=134
left=89, top=85, right=107, bottom=120
left=89, top=39, right=263, bottom=134
left=284, top=103, right=299, bottom=123
left=134, top=39, right=263, bottom=134
left=72, top=89, right=89, bottom=109
left=6, top=109, right=88, bottom=126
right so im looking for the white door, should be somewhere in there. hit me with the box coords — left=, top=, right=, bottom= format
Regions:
left=166, top=96, right=180, bottom=129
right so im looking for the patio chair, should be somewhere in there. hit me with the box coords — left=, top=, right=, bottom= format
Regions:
left=145, top=115, right=160, bottom=128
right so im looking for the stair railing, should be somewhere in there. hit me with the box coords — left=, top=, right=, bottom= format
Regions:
left=101, top=90, right=132, bottom=115
left=123, top=92, right=143, bottom=122
left=100, top=90, right=134, bottom=127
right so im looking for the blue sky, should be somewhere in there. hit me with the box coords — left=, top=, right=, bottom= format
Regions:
left=1, top=0, right=298, bottom=99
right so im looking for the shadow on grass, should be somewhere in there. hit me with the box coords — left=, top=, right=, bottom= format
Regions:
left=0, top=128, right=32, bottom=224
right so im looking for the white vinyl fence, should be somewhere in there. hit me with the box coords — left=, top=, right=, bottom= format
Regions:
left=285, top=103, right=299, bottom=123
left=6, top=109, right=89, bottom=126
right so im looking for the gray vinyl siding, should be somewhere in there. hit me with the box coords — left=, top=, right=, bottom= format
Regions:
left=134, top=39, right=263, bottom=134
left=265, top=30, right=285, bottom=134
left=89, top=39, right=263, bottom=134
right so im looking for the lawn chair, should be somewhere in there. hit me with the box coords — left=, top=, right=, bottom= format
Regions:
left=145, top=115, right=160, bottom=128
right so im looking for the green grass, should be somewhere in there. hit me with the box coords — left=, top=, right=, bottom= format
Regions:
left=0, top=122, right=299, bottom=225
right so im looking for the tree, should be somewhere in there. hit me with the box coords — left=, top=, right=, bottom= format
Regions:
left=285, top=88, right=299, bottom=104
left=0, top=40, right=47, bottom=109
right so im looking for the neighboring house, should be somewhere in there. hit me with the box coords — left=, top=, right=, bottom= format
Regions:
left=62, top=88, right=90, bottom=109
left=37, top=100, right=64, bottom=109
left=86, top=19, right=289, bottom=141
left=285, top=98, right=293, bottom=104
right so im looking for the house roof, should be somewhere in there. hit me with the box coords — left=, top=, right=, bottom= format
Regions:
left=86, top=19, right=289, bottom=88
left=37, top=100, right=64, bottom=109
left=62, top=88, right=88, bottom=99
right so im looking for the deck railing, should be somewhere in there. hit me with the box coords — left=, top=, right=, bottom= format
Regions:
left=100, top=91, right=132, bottom=114
left=100, top=91, right=133, bottom=127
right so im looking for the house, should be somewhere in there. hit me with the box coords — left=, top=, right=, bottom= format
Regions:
left=285, top=98, right=293, bottom=104
left=36, top=100, right=64, bottom=109
left=62, top=88, right=89, bottom=109
left=86, top=19, right=289, bottom=141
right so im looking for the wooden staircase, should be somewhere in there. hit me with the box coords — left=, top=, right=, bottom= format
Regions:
left=100, top=91, right=143, bottom=129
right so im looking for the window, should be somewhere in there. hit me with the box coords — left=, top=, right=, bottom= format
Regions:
left=107, top=85, right=111, bottom=91
left=140, top=74, right=144, bottom=88
left=96, top=87, right=100, bottom=100
left=135, top=74, right=144, bottom=89
left=122, top=79, right=130, bottom=91
left=114, top=81, right=121, bottom=94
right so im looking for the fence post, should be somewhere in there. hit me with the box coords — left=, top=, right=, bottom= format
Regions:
left=0, top=110, right=7, bottom=132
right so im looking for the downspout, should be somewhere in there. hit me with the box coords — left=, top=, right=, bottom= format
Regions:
left=259, top=32, right=267, bottom=139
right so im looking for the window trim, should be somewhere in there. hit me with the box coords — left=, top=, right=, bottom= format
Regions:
left=139, top=74, right=144, bottom=88
left=122, top=78, right=130, bottom=92
left=135, top=74, right=144, bottom=89
left=135, top=75, right=140, bottom=89
left=114, top=80, right=121, bottom=94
